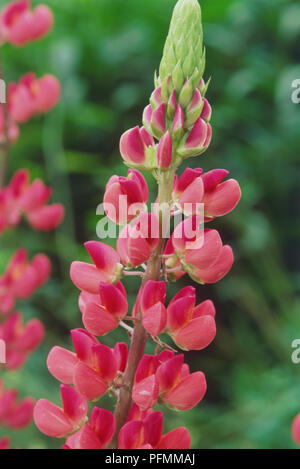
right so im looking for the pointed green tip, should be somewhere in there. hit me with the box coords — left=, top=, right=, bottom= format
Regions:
left=159, top=0, right=204, bottom=94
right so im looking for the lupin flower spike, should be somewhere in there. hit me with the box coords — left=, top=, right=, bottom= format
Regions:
left=34, top=0, right=241, bottom=451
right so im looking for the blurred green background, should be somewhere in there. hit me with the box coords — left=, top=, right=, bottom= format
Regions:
left=0, top=0, right=300, bottom=449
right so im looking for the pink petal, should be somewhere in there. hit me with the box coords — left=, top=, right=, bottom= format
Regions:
left=143, top=411, right=163, bottom=447
left=34, top=74, right=60, bottom=113
left=193, top=299, right=216, bottom=319
left=141, top=280, right=166, bottom=312
left=99, top=282, right=128, bottom=318
left=113, top=342, right=128, bottom=373
left=90, top=407, right=116, bottom=447
left=92, top=344, right=118, bottom=382
left=47, top=346, right=78, bottom=384
left=201, top=169, right=229, bottom=192
left=156, top=354, right=184, bottom=393
left=60, top=384, right=88, bottom=424
left=84, top=241, right=119, bottom=273
left=167, top=295, right=195, bottom=332
left=73, top=362, right=107, bottom=401
left=13, top=318, right=44, bottom=351
left=200, top=98, right=212, bottom=121
left=185, top=118, right=207, bottom=149
left=178, top=176, right=204, bottom=211
left=27, top=203, right=64, bottom=231
left=76, top=423, right=102, bottom=449
left=30, top=5, right=53, bottom=40
left=118, top=420, right=144, bottom=449
left=197, top=245, right=234, bottom=284
left=157, top=131, right=172, bottom=169
left=174, top=316, right=216, bottom=351
left=71, top=328, right=98, bottom=364
left=83, top=303, right=119, bottom=336
left=165, top=371, right=207, bottom=410
left=70, top=261, right=109, bottom=294
left=142, top=302, right=167, bottom=336
left=184, top=229, right=223, bottom=270
left=120, top=126, right=146, bottom=164
left=157, top=427, right=191, bottom=449
left=31, top=253, right=51, bottom=287
left=204, top=179, right=241, bottom=218
left=34, top=399, right=73, bottom=438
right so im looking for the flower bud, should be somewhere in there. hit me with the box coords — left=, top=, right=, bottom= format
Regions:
left=185, top=89, right=204, bottom=127
left=172, top=105, right=184, bottom=140
left=159, top=0, right=205, bottom=99
left=177, top=118, right=212, bottom=158
left=120, top=126, right=155, bottom=167
left=150, top=85, right=163, bottom=109
left=200, top=97, right=212, bottom=122
left=157, top=131, right=172, bottom=169
left=167, top=89, right=177, bottom=119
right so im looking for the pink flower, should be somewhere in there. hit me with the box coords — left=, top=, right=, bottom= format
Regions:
left=166, top=218, right=234, bottom=285
left=0, top=249, right=51, bottom=315
left=117, top=213, right=160, bottom=267
left=8, top=73, right=61, bottom=124
left=0, top=169, right=64, bottom=233
left=166, top=286, right=216, bottom=350
left=139, top=280, right=167, bottom=336
left=119, top=408, right=191, bottom=449
left=120, top=126, right=154, bottom=165
left=292, top=414, right=300, bottom=445
left=132, top=352, right=207, bottom=411
left=79, top=281, right=128, bottom=336
left=0, top=379, right=34, bottom=429
left=104, top=169, right=148, bottom=224
left=0, top=0, right=53, bottom=46
left=47, top=329, right=128, bottom=400
left=70, top=241, right=122, bottom=293
left=0, top=312, right=44, bottom=369
left=19, top=72, right=61, bottom=113
left=63, top=407, right=115, bottom=449
left=34, top=384, right=88, bottom=438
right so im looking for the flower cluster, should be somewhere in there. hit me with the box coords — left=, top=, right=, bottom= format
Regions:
left=34, top=0, right=241, bottom=449
left=34, top=385, right=191, bottom=450
left=0, top=169, right=64, bottom=234
left=0, top=0, right=63, bottom=449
